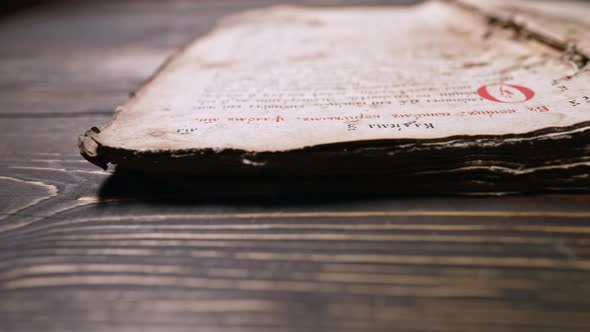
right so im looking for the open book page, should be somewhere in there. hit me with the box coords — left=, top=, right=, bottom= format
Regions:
left=80, top=0, right=590, bottom=157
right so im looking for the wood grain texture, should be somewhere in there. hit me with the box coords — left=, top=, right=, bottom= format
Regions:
left=1, top=1, right=590, bottom=331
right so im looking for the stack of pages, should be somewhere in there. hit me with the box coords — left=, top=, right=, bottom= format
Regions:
left=80, top=0, right=590, bottom=194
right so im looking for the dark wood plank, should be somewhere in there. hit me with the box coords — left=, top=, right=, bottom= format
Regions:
left=1, top=1, right=590, bottom=332
left=3, top=115, right=590, bottom=332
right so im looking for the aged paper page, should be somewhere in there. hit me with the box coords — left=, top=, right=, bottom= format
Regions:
left=83, top=0, right=590, bottom=155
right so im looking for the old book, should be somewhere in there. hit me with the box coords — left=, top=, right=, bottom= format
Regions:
left=80, top=0, right=590, bottom=194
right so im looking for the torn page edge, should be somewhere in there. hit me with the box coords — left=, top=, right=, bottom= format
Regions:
left=86, top=121, right=590, bottom=172
left=78, top=127, right=108, bottom=170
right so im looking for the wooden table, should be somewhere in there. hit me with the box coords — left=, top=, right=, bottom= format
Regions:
left=1, top=1, right=589, bottom=331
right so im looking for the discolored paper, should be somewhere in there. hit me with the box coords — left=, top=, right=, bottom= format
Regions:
left=80, top=0, right=590, bottom=177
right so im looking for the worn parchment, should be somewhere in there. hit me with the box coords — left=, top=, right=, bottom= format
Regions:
left=80, top=0, right=590, bottom=173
